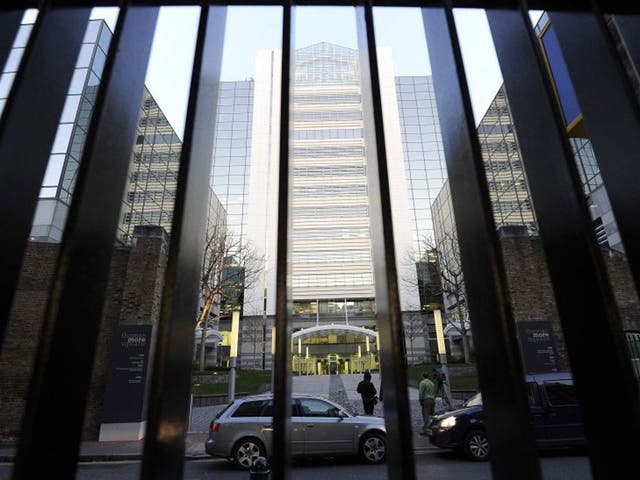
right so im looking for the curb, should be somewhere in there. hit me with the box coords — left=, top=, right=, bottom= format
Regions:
left=2, top=447, right=438, bottom=464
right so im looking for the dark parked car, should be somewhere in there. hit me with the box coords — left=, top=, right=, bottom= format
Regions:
left=428, top=372, right=585, bottom=461
left=205, top=393, right=386, bottom=469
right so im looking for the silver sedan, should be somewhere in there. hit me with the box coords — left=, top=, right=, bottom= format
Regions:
left=205, top=393, right=387, bottom=469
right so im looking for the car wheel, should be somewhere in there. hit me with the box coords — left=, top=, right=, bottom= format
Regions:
left=464, top=429, right=490, bottom=461
left=232, top=437, right=265, bottom=470
left=360, top=432, right=386, bottom=464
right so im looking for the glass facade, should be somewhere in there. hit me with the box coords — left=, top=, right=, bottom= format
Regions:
left=118, top=89, right=184, bottom=244
left=432, top=81, right=623, bottom=271
left=478, top=86, right=538, bottom=235
left=5, top=19, right=221, bottom=245
left=27, top=20, right=114, bottom=242
left=211, top=80, right=254, bottom=244
left=395, top=76, right=448, bottom=257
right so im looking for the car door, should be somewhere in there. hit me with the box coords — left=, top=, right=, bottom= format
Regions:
left=526, top=381, right=547, bottom=443
left=298, top=397, right=355, bottom=455
left=540, top=379, right=584, bottom=445
left=260, top=400, right=306, bottom=456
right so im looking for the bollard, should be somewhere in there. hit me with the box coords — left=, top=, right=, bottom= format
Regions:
left=249, top=456, right=270, bottom=480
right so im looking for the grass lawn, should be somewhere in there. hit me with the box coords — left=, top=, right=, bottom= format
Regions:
left=191, top=369, right=272, bottom=396
left=407, top=363, right=479, bottom=391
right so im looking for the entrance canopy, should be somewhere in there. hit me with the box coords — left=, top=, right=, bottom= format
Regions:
left=193, top=328, right=223, bottom=346
left=292, top=324, right=377, bottom=341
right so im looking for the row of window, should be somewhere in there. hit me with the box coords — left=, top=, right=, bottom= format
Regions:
left=215, top=124, right=253, bottom=136
left=293, top=128, right=363, bottom=140
left=293, top=146, right=365, bottom=158
left=486, top=179, right=527, bottom=192
left=231, top=398, right=347, bottom=418
left=293, top=205, right=369, bottom=218
left=133, top=152, right=180, bottom=164
left=293, top=110, right=362, bottom=122
left=292, top=250, right=372, bottom=264
left=294, top=94, right=361, bottom=105
left=292, top=185, right=367, bottom=196
left=484, top=140, right=519, bottom=154
left=293, top=227, right=370, bottom=240
left=483, top=159, right=523, bottom=172
left=484, top=105, right=511, bottom=116
left=127, top=190, right=175, bottom=203
left=123, top=211, right=172, bottom=224
left=132, top=171, right=179, bottom=182
left=494, top=199, right=533, bottom=212
left=293, top=298, right=375, bottom=315
left=477, top=123, right=514, bottom=135
left=292, top=273, right=374, bottom=288
left=293, top=165, right=366, bottom=177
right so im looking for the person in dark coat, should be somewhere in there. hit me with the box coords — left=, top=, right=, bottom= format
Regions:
left=356, top=370, right=377, bottom=415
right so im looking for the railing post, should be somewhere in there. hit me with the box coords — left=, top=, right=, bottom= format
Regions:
left=422, top=3, right=541, bottom=479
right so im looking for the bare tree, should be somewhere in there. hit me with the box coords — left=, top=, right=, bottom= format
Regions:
left=242, top=316, right=265, bottom=369
left=195, top=222, right=264, bottom=371
left=403, top=311, right=424, bottom=364
left=404, top=234, right=472, bottom=363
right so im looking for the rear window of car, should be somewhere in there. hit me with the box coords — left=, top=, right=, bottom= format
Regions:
left=231, top=400, right=269, bottom=417
left=215, top=403, right=234, bottom=419
left=543, top=380, right=577, bottom=406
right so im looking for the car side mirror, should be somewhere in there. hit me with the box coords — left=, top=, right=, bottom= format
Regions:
left=331, top=408, right=347, bottom=419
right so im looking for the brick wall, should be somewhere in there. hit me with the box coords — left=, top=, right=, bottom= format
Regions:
left=0, top=226, right=168, bottom=442
left=499, top=227, right=640, bottom=372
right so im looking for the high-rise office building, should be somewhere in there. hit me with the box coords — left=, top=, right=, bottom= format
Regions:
left=431, top=77, right=627, bottom=317
left=207, top=44, right=455, bottom=366
left=119, top=90, right=185, bottom=244
left=210, top=80, right=254, bottom=246
left=476, top=86, right=537, bottom=236
left=2, top=20, right=115, bottom=242
left=0, top=19, right=220, bottom=245
left=243, top=43, right=418, bottom=322
left=395, top=76, right=448, bottom=257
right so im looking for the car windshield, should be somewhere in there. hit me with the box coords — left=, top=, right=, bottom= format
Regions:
left=465, top=393, right=482, bottom=407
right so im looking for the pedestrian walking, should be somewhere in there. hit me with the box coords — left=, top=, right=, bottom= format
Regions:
left=356, top=370, right=377, bottom=415
left=418, top=371, right=436, bottom=435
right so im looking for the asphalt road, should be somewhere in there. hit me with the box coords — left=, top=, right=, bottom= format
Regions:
left=0, top=449, right=591, bottom=480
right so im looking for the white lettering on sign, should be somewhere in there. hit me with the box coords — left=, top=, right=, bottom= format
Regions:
left=120, top=332, right=147, bottom=348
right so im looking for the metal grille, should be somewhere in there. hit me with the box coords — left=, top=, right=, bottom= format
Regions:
left=626, top=332, right=640, bottom=378
left=1, top=2, right=639, bottom=480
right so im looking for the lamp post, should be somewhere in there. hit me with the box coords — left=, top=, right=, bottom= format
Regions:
left=376, top=331, right=381, bottom=373
left=270, top=326, right=276, bottom=388
left=434, top=309, right=452, bottom=407
left=297, top=337, right=302, bottom=376
left=228, top=309, right=240, bottom=402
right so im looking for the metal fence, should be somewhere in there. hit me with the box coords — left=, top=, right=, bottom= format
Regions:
left=626, top=331, right=640, bottom=378
left=1, top=1, right=639, bottom=480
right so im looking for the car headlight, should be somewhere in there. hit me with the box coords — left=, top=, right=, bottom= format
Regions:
left=439, top=416, right=457, bottom=429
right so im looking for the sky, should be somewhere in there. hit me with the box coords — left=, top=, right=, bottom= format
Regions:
left=26, top=6, right=541, bottom=137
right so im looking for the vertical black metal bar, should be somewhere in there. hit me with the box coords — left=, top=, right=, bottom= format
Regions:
left=0, top=4, right=90, bottom=351
left=12, top=5, right=159, bottom=479
left=0, top=9, right=23, bottom=78
left=141, top=4, right=226, bottom=480
left=356, top=2, right=415, bottom=479
left=548, top=6, right=640, bottom=298
left=486, top=5, right=640, bottom=478
left=612, top=15, right=640, bottom=76
left=272, top=1, right=293, bottom=479
left=422, top=4, right=541, bottom=480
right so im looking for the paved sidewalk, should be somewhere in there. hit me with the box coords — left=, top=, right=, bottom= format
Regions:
left=0, top=373, right=459, bottom=462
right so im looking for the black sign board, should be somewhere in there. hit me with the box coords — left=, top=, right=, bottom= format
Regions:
left=102, top=325, right=153, bottom=423
left=517, top=321, right=559, bottom=373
